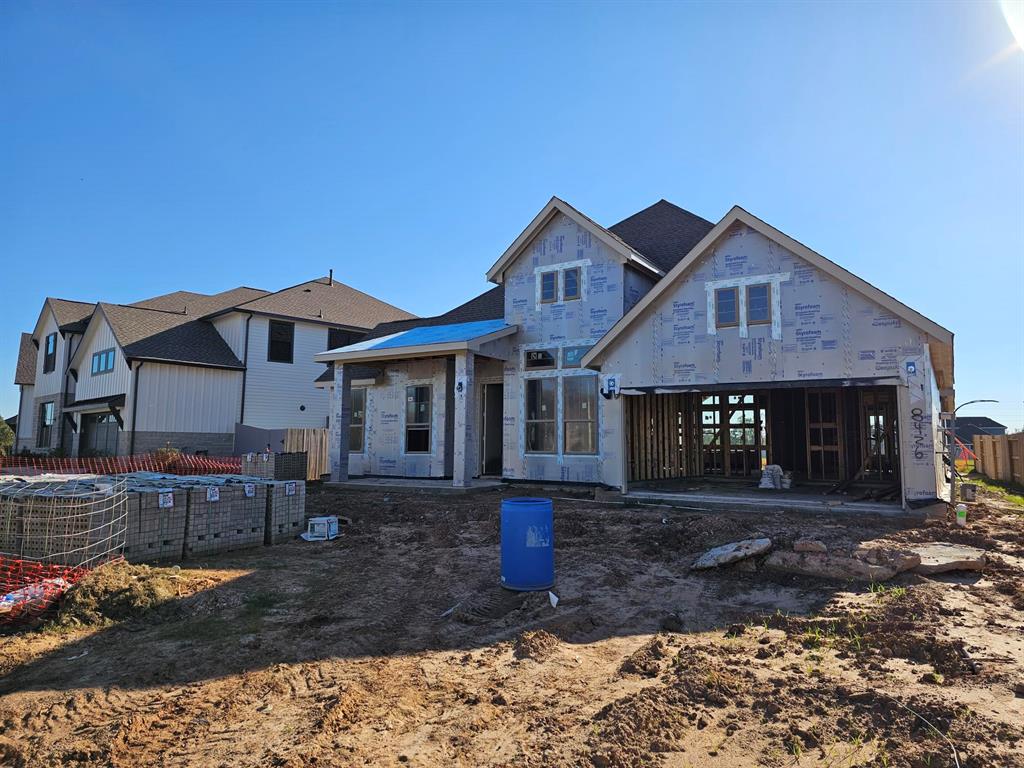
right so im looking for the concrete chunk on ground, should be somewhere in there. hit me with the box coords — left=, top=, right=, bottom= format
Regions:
left=690, top=537, right=772, bottom=570
left=852, top=545, right=921, bottom=573
left=764, top=551, right=898, bottom=582
left=910, top=542, right=987, bottom=575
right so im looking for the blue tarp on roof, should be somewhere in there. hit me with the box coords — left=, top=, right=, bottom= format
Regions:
left=337, top=319, right=511, bottom=353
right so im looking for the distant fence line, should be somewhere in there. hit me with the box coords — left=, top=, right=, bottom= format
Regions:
left=973, top=432, right=1024, bottom=486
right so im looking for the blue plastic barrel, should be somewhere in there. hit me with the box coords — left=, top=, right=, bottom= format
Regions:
left=500, top=497, right=554, bottom=591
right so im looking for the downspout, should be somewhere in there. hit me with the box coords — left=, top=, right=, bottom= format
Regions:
left=129, top=361, right=144, bottom=455
left=239, top=313, right=253, bottom=425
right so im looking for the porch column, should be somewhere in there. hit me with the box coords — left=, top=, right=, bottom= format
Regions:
left=453, top=350, right=476, bottom=487
left=330, top=363, right=352, bottom=482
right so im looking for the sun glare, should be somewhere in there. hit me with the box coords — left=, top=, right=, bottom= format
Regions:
left=1002, top=0, right=1024, bottom=49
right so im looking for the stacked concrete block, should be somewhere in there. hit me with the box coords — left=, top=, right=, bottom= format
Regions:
left=265, top=480, right=306, bottom=544
left=122, top=488, right=188, bottom=563
left=184, top=483, right=265, bottom=558
left=241, top=452, right=308, bottom=481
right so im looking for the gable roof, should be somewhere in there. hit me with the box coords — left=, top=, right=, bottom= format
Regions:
left=608, top=200, right=716, bottom=275
left=485, top=197, right=664, bottom=284
left=15, top=332, right=36, bottom=385
left=45, top=298, right=96, bottom=334
left=96, top=303, right=244, bottom=369
left=583, top=205, right=955, bottom=402
left=130, top=286, right=269, bottom=315
left=221, top=277, right=416, bottom=329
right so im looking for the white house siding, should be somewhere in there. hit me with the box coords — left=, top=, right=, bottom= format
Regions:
left=346, top=358, right=449, bottom=478
left=243, top=316, right=331, bottom=429
left=34, top=311, right=64, bottom=398
left=73, top=316, right=131, bottom=402
left=501, top=212, right=623, bottom=484
left=598, top=222, right=943, bottom=501
left=16, top=384, right=34, bottom=447
left=212, top=312, right=247, bottom=361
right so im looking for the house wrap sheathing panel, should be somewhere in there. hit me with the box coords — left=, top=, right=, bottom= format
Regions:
left=597, top=222, right=948, bottom=502
left=501, top=212, right=627, bottom=484
left=339, top=358, right=450, bottom=478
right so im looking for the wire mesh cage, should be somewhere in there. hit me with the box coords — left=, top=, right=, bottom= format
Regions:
left=0, top=475, right=128, bottom=623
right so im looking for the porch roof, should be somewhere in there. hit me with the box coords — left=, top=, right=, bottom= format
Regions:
left=314, top=319, right=517, bottom=364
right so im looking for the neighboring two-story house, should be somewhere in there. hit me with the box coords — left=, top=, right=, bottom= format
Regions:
left=317, top=197, right=953, bottom=511
left=12, top=276, right=414, bottom=456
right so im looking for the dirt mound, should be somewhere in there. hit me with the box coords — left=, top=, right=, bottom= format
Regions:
left=619, top=638, right=668, bottom=678
left=54, top=561, right=213, bottom=627
left=514, top=629, right=560, bottom=660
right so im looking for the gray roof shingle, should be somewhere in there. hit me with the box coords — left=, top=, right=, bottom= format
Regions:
left=227, top=277, right=416, bottom=329
left=100, top=303, right=244, bottom=369
left=15, top=332, right=36, bottom=385
left=49, top=298, right=96, bottom=333
left=608, top=199, right=716, bottom=275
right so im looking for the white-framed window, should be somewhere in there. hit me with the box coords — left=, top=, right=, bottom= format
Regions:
left=706, top=272, right=789, bottom=340
left=405, top=385, right=431, bottom=453
left=91, top=348, right=115, bottom=375
left=525, top=378, right=557, bottom=453
left=715, top=287, right=739, bottom=329
left=561, top=345, right=591, bottom=369
left=349, top=387, right=366, bottom=453
left=563, top=375, right=598, bottom=454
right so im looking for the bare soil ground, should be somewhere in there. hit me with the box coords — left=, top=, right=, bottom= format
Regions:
left=1, top=484, right=1023, bottom=767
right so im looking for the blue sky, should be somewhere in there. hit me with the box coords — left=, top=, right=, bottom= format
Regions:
left=2, top=2, right=1022, bottom=429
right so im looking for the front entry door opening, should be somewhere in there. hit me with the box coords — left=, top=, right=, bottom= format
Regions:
left=480, top=383, right=503, bottom=476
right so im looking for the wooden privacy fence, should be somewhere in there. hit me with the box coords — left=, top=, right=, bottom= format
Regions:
left=974, top=432, right=1024, bottom=486
left=283, top=428, right=330, bottom=481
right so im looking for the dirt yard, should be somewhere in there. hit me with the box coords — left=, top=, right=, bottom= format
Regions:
left=1, top=483, right=1023, bottom=767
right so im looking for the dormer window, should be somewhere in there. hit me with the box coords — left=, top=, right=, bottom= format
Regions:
left=715, top=288, right=739, bottom=328
left=540, top=271, right=558, bottom=304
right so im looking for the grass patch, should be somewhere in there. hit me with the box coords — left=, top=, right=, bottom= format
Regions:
left=868, top=582, right=908, bottom=601
left=966, top=473, right=1024, bottom=509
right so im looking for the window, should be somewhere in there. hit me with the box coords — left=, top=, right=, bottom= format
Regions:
left=525, top=378, right=556, bottom=453
left=525, top=348, right=557, bottom=371
left=405, top=385, right=431, bottom=453
left=38, top=401, right=54, bottom=447
left=747, top=284, right=771, bottom=325
left=91, top=348, right=115, bottom=375
left=561, top=345, right=590, bottom=369
left=563, top=376, right=598, bottom=454
left=328, top=327, right=363, bottom=351
left=540, top=271, right=558, bottom=304
left=267, top=320, right=295, bottom=363
left=715, top=287, right=739, bottom=328
left=349, top=388, right=366, bottom=453
left=563, top=267, right=581, bottom=301
left=43, top=332, right=57, bottom=373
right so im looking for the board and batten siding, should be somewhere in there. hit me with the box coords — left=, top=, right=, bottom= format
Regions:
left=132, top=363, right=242, bottom=433
left=212, top=312, right=247, bottom=361
left=34, top=311, right=65, bottom=397
left=243, top=316, right=332, bottom=429
left=74, top=317, right=131, bottom=402
left=16, top=385, right=35, bottom=443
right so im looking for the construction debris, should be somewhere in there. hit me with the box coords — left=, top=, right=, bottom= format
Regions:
left=910, top=543, right=987, bottom=575
left=690, top=538, right=772, bottom=570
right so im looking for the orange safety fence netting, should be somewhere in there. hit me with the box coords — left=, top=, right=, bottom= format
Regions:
left=0, top=453, right=241, bottom=477
left=0, top=555, right=91, bottom=624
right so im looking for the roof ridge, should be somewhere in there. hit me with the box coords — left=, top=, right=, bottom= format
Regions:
left=103, top=301, right=191, bottom=317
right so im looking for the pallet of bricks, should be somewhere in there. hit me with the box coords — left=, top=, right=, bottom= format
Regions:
left=0, top=475, right=127, bottom=567
left=240, top=452, right=308, bottom=481
left=183, top=477, right=267, bottom=558
left=119, top=473, right=189, bottom=563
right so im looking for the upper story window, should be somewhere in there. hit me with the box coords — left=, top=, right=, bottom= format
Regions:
left=268, top=320, right=295, bottom=363
left=747, top=284, right=771, bottom=325
left=563, top=267, right=581, bottom=301
left=91, top=348, right=115, bottom=375
left=328, top=327, right=363, bottom=351
left=405, top=385, right=431, bottom=453
left=540, top=271, right=558, bottom=304
left=714, top=287, right=739, bottom=329
left=525, top=349, right=557, bottom=371
left=349, top=387, right=366, bottom=453
left=43, top=332, right=57, bottom=373
left=38, top=401, right=54, bottom=446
